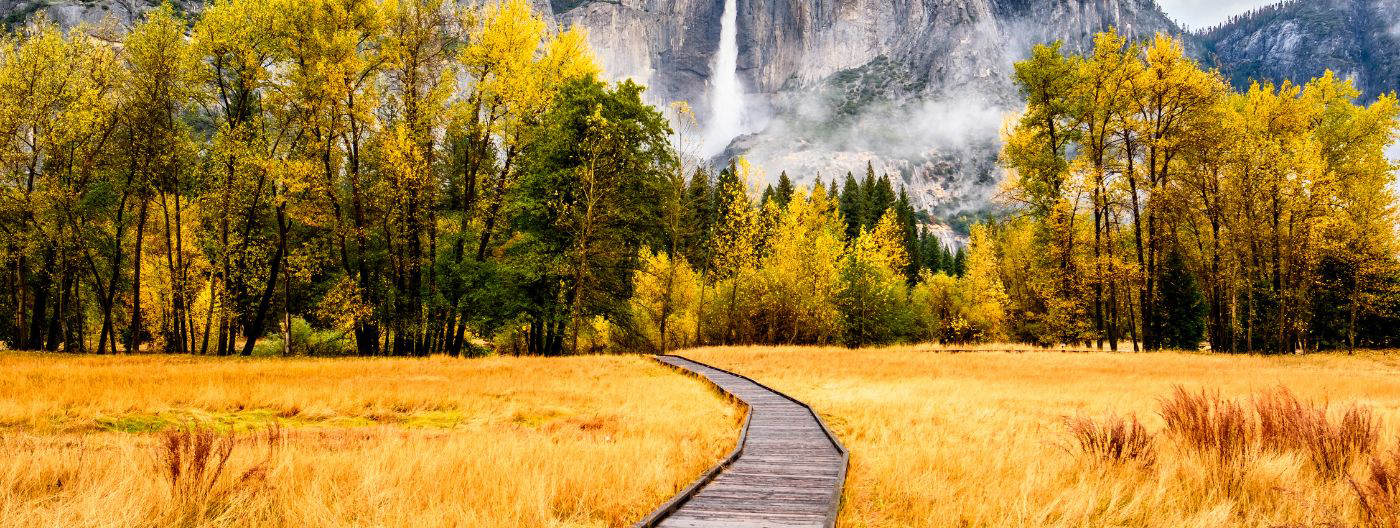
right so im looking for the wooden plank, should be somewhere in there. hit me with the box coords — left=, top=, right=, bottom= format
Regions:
left=634, top=355, right=849, bottom=528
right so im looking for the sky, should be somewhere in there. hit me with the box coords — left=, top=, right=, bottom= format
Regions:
left=1156, top=0, right=1279, bottom=30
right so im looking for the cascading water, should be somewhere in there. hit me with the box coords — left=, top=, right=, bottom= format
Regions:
left=701, top=0, right=746, bottom=158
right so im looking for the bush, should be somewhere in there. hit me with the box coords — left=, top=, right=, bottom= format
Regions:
left=1254, top=387, right=1379, bottom=478
left=1158, top=386, right=1256, bottom=472
left=1352, top=444, right=1400, bottom=528
left=155, top=425, right=281, bottom=524
left=1065, top=414, right=1155, bottom=465
left=251, top=318, right=355, bottom=357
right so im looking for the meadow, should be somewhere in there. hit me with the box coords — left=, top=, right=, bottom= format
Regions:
left=684, top=346, right=1400, bottom=528
left=7, top=348, right=1400, bottom=527
left=0, top=353, right=739, bottom=528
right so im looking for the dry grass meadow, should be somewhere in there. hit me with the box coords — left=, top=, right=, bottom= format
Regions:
left=684, top=346, right=1400, bottom=528
left=8, top=347, right=1400, bottom=527
left=0, top=353, right=740, bottom=528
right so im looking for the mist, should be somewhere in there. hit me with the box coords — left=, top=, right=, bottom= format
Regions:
left=735, top=87, right=1008, bottom=217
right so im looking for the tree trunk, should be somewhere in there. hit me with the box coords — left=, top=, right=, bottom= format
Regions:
left=240, top=206, right=287, bottom=357
left=28, top=254, right=51, bottom=350
left=129, top=199, right=149, bottom=353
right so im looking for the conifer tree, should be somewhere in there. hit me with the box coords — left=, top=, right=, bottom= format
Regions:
left=775, top=171, right=795, bottom=208
left=839, top=172, right=863, bottom=241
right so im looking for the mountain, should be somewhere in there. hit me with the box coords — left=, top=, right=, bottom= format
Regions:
left=550, top=0, right=1187, bottom=215
left=1198, top=0, right=1400, bottom=102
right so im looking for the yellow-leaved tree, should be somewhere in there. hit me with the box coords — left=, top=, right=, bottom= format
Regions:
left=708, top=159, right=761, bottom=344
left=629, top=248, right=699, bottom=352
left=961, top=225, right=1010, bottom=342
left=837, top=209, right=910, bottom=347
left=751, top=185, right=846, bottom=344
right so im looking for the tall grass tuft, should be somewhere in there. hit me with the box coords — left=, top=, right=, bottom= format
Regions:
left=155, top=424, right=281, bottom=525
left=1254, top=387, right=1379, bottom=478
left=1352, top=445, right=1400, bottom=528
left=1064, top=414, right=1155, bottom=465
left=1158, top=385, right=1257, bottom=472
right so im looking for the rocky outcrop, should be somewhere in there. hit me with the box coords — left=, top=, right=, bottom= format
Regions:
left=557, top=0, right=1188, bottom=214
left=564, top=0, right=1183, bottom=110
left=1198, top=0, right=1400, bottom=101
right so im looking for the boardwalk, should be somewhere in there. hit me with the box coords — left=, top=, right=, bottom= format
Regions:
left=638, top=355, right=848, bottom=528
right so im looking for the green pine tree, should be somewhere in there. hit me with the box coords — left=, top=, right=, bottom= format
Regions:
left=775, top=171, right=795, bottom=208
left=839, top=172, right=863, bottom=241
left=682, top=168, right=715, bottom=267
left=1152, top=249, right=1206, bottom=350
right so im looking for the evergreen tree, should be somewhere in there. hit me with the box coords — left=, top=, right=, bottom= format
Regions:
left=868, top=171, right=896, bottom=227
left=859, top=165, right=878, bottom=227
left=1151, top=249, right=1206, bottom=350
left=713, top=162, right=741, bottom=230
left=681, top=168, right=715, bottom=267
left=895, top=189, right=919, bottom=281
left=919, top=230, right=945, bottom=274
left=839, top=172, right=863, bottom=241
left=952, top=247, right=967, bottom=277
left=775, top=171, right=795, bottom=208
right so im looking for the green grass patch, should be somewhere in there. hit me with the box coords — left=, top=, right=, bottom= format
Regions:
left=510, top=407, right=571, bottom=428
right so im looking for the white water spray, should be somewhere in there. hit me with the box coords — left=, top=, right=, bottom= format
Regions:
left=701, top=0, right=746, bottom=158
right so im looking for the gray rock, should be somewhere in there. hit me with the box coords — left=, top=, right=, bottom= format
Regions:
left=556, top=0, right=1186, bottom=214
left=1199, top=0, right=1400, bottom=102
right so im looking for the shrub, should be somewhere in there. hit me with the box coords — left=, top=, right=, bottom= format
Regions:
left=1159, top=386, right=1256, bottom=471
left=1254, top=387, right=1379, bottom=478
left=1352, top=444, right=1400, bottom=528
left=155, top=424, right=281, bottom=524
left=251, top=318, right=355, bottom=356
left=1065, top=413, right=1156, bottom=465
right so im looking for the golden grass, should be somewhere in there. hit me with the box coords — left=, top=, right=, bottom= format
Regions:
left=683, top=346, right=1400, bottom=527
left=0, top=353, right=740, bottom=527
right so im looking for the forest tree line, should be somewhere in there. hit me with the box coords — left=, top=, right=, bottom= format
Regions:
left=999, top=31, right=1400, bottom=353
left=0, top=0, right=961, bottom=356
left=0, top=1, right=1395, bottom=356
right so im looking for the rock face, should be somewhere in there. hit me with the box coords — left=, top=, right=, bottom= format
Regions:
left=1199, top=0, right=1400, bottom=102
left=557, top=0, right=1185, bottom=214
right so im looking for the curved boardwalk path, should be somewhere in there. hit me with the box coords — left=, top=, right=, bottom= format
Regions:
left=637, top=355, right=848, bottom=528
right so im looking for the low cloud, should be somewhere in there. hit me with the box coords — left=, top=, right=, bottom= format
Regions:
left=736, top=91, right=1010, bottom=215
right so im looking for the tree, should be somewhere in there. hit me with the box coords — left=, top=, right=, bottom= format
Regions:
left=774, top=171, right=795, bottom=208
left=751, top=186, right=845, bottom=344
left=630, top=248, right=698, bottom=352
left=960, top=225, right=1009, bottom=342
left=1151, top=249, right=1205, bottom=350
left=837, top=210, right=909, bottom=347
left=0, top=18, right=122, bottom=352
left=838, top=172, right=862, bottom=240
left=120, top=5, right=199, bottom=354
left=709, top=159, right=761, bottom=345
left=513, top=78, right=675, bottom=355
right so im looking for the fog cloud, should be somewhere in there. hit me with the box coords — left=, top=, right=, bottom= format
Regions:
left=735, top=89, right=1010, bottom=215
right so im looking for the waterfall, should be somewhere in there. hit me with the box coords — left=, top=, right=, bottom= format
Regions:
left=701, top=0, right=745, bottom=158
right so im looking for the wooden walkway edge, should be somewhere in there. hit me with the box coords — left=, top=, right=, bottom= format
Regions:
left=636, top=355, right=849, bottom=528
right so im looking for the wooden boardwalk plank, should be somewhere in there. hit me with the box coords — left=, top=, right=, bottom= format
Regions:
left=635, top=355, right=848, bottom=528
